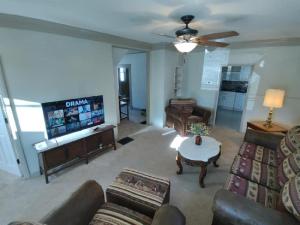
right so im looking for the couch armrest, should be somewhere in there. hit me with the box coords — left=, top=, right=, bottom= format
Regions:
left=40, top=180, right=105, bottom=225
left=152, top=205, right=185, bottom=225
left=193, top=106, right=211, bottom=124
left=212, top=189, right=298, bottom=225
left=244, top=129, right=284, bottom=149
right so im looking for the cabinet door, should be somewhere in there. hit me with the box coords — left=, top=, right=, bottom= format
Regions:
left=85, top=134, right=102, bottom=153
left=101, top=130, right=113, bottom=146
left=223, top=92, right=235, bottom=109
left=67, top=140, right=85, bottom=160
left=234, top=93, right=245, bottom=111
left=44, top=147, right=66, bottom=169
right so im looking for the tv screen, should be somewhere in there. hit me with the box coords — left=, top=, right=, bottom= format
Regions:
left=42, top=95, right=105, bottom=139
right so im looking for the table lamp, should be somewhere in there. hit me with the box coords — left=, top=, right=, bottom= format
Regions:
left=263, top=89, right=285, bottom=128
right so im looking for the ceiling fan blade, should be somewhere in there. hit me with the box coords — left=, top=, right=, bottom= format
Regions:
left=197, top=31, right=239, bottom=40
left=194, top=40, right=229, bottom=47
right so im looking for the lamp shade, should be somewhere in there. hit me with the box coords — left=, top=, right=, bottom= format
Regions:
left=263, top=89, right=285, bottom=108
left=174, top=41, right=197, bottom=53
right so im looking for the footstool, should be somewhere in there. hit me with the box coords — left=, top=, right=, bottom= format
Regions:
left=106, top=168, right=171, bottom=217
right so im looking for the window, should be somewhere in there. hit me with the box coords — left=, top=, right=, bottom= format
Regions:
left=119, top=67, right=126, bottom=82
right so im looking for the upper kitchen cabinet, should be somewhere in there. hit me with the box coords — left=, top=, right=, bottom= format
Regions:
left=221, top=65, right=252, bottom=81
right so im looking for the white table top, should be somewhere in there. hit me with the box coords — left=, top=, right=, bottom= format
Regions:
left=177, top=136, right=221, bottom=162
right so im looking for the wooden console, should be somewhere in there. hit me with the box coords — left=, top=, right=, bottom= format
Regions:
left=35, top=125, right=116, bottom=183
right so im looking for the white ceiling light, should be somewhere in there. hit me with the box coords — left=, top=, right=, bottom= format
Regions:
left=174, top=41, right=197, bottom=53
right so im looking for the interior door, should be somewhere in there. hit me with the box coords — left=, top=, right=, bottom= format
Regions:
left=0, top=102, right=20, bottom=176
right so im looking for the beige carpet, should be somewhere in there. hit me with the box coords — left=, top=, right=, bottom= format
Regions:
left=0, top=121, right=243, bottom=225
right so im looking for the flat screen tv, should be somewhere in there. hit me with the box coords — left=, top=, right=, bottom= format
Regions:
left=42, top=95, right=104, bottom=139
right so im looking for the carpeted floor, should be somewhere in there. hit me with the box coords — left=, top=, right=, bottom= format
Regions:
left=0, top=122, right=243, bottom=225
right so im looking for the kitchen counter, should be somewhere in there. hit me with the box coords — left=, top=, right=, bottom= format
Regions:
left=220, top=81, right=248, bottom=93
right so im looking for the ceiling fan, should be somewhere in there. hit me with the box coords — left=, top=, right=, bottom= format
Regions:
left=157, top=15, right=239, bottom=53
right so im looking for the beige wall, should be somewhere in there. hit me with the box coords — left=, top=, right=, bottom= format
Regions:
left=149, top=48, right=180, bottom=127
left=229, top=46, right=300, bottom=130
left=182, top=45, right=300, bottom=130
left=0, top=27, right=117, bottom=175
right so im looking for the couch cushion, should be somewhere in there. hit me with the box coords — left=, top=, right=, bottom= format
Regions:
left=89, top=202, right=152, bottom=225
left=106, top=168, right=170, bottom=217
left=239, top=142, right=277, bottom=167
left=231, top=156, right=279, bottom=191
left=225, top=174, right=279, bottom=209
left=169, top=99, right=196, bottom=106
left=277, top=126, right=300, bottom=165
left=281, top=173, right=300, bottom=221
left=169, top=99, right=195, bottom=113
left=278, top=151, right=300, bottom=187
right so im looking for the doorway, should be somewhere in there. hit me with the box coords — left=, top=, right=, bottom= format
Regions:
left=118, top=65, right=131, bottom=120
left=215, top=65, right=252, bottom=131
left=0, top=94, right=21, bottom=176
left=117, top=51, right=147, bottom=125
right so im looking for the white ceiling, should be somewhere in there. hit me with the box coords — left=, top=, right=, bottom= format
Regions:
left=0, top=0, right=300, bottom=44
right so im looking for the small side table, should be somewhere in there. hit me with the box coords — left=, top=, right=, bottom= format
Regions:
left=176, top=136, right=221, bottom=188
left=247, top=121, right=288, bottom=134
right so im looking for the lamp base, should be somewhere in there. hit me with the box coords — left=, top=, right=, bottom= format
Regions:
left=264, top=108, right=273, bottom=128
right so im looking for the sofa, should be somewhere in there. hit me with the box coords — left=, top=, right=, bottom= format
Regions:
left=212, top=127, right=300, bottom=225
left=165, top=99, right=211, bottom=136
left=9, top=180, right=185, bottom=225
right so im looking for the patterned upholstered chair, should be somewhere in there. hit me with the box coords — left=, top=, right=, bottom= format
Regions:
left=212, top=126, right=300, bottom=225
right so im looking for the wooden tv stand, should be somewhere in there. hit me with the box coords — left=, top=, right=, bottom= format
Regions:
left=34, top=125, right=116, bottom=183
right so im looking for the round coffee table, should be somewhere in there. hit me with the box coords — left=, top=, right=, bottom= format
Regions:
left=176, top=136, right=221, bottom=188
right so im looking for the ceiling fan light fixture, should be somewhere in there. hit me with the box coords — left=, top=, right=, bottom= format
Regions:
left=174, top=41, right=197, bottom=53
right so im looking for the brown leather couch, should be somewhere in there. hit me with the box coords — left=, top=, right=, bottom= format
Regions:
left=212, top=129, right=299, bottom=225
left=9, top=180, right=185, bottom=225
left=165, top=99, right=211, bottom=136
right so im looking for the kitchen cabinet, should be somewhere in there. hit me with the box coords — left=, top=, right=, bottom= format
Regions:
left=218, top=91, right=236, bottom=110
left=234, top=93, right=245, bottom=111
left=218, top=91, right=245, bottom=111
left=221, top=65, right=252, bottom=81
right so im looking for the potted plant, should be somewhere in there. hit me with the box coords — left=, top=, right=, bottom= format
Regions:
left=190, top=123, right=210, bottom=145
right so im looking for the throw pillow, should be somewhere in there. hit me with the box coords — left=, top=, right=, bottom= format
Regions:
left=277, top=125, right=300, bottom=164
left=278, top=151, right=300, bottom=187
left=282, top=173, right=300, bottom=221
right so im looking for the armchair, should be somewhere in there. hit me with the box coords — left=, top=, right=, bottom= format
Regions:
left=165, top=99, right=211, bottom=136
left=9, top=180, right=185, bottom=225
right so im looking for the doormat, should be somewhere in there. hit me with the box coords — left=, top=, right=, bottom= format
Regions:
left=140, top=121, right=147, bottom=125
left=118, top=137, right=134, bottom=145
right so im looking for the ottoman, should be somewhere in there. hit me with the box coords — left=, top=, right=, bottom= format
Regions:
left=106, top=168, right=171, bottom=217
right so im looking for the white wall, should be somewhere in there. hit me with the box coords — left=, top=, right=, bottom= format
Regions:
left=149, top=48, right=179, bottom=127
left=182, top=45, right=300, bottom=130
left=182, top=48, right=229, bottom=124
left=119, top=53, right=147, bottom=109
left=0, top=27, right=118, bottom=175
left=229, top=46, right=300, bottom=130
left=164, top=50, right=180, bottom=106
left=149, top=49, right=165, bottom=127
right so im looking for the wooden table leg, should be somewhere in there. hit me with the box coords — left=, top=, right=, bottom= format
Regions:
left=199, top=164, right=207, bottom=188
left=176, top=153, right=183, bottom=175
left=213, top=147, right=221, bottom=167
